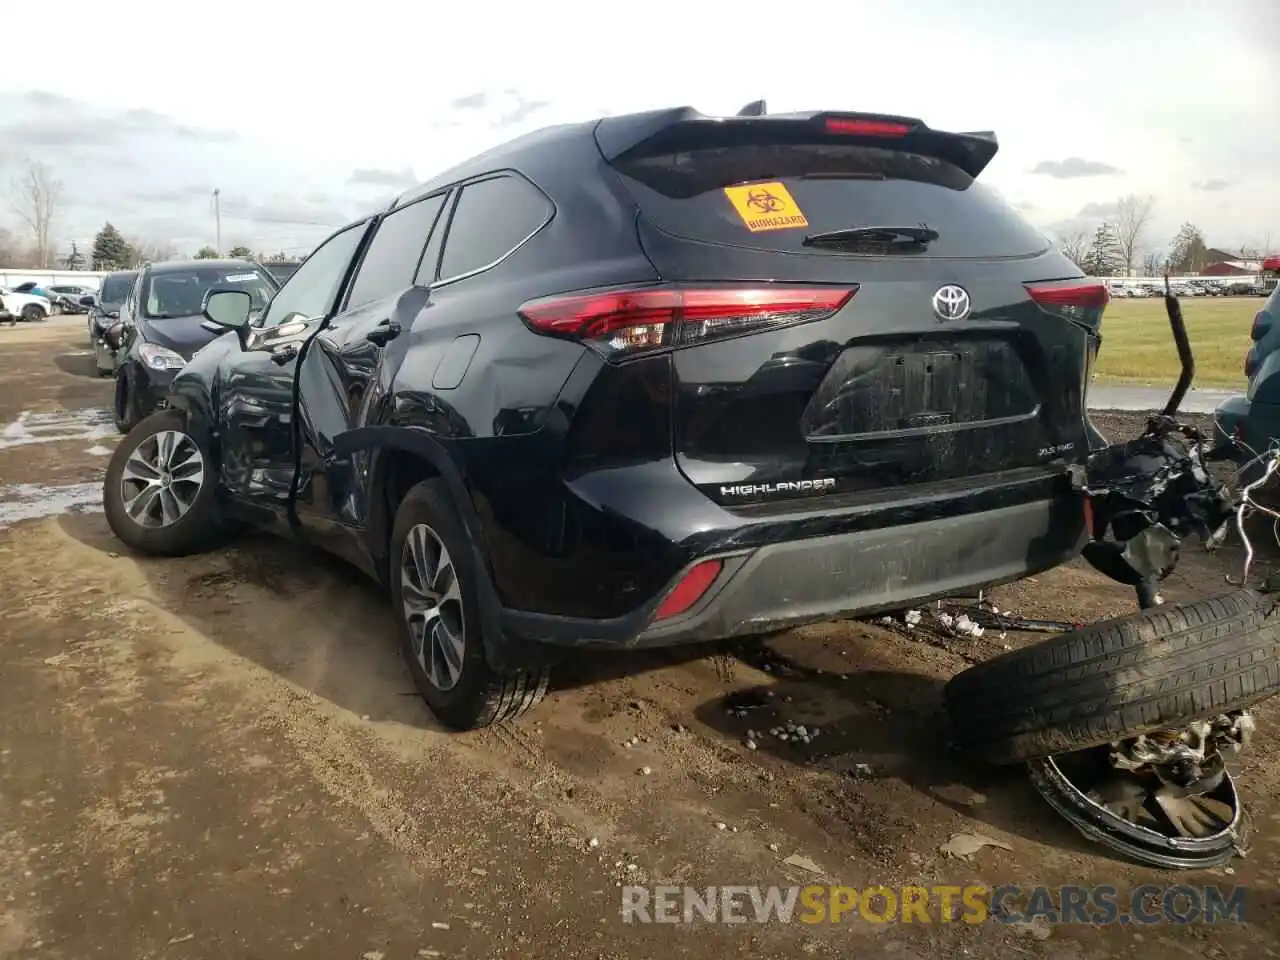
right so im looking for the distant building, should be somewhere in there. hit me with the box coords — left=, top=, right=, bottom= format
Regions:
left=1202, top=247, right=1265, bottom=277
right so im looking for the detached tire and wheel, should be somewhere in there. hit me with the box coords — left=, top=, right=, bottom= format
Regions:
left=945, top=590, right=1280, bottom=765
left=103, top=410, right=225, bottom=557
left=390, top=479, right=549, bottom=730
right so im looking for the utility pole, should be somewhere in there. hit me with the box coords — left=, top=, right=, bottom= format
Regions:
left=213, top=188, right=222, bottom=256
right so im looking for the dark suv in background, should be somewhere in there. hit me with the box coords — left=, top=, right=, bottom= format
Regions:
left=103, top=104, right=1101, bottom=730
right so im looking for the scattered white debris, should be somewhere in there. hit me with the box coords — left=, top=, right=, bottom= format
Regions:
left=939, top=832, right=1011, bottom=860
left=714, top=822, right=727, bottom=831
left=43, top=653, right=70, bottom=667
left=587, top=837, right=600, bottom=849
left=430, top=921, right=450, bottom=930
left=639, top=766, right=652, bottom=776
left=782, top=853, right=824, bottom=875
left=745, top=739, right=757, bottom=750
left=854, top=763, right=873, bottom=775
left=903, top=609, right=922, bottom=628
left=361, top=952, right=385, bottom=960
left=470, top=867, right=487, bottom=877
left=418, top=951, right=443, bottom=959
left=85, top=444, right=113, bottom=456
left=168, top=934, right=195, bottom=945
left=768, top=843, right=779, bottom=853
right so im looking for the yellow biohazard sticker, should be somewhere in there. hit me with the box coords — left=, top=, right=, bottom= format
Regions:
left=723, top=181, right=809, bottom=233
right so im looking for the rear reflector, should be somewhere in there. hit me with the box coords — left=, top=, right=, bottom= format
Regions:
left=823, top=117, right=912, bottom=137
left=519, top=285, right=856, bottom=358
left=1083, top=494, right=1095, bottom=538
left=654, top=560, right=723, bottom=621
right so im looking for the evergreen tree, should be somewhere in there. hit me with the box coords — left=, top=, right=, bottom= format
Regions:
left=91, top=223, right=133, bottom=270
left=1080, top=223, right=1122, bottom=276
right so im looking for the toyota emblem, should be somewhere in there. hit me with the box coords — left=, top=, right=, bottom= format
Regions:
left=932, top=285, right=972, bottom=321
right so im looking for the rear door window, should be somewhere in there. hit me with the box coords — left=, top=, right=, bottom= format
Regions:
left=345, top=192, right=447, bottom=308
left=610, top=142, right=1049, bottom=259
left=436, top=174, right=553, bottom=282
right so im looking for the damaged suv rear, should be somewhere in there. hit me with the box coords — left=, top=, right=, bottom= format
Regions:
left=515, top=108, right=1103, bottom=648
left=103, top=104, right=1106, bottom=729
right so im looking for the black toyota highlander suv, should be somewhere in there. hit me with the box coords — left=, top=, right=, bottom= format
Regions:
left=101, top=104, right=1105, bottom=730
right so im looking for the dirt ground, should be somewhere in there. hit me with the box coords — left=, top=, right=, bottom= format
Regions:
left=3, top=318, right=1280, bottom=959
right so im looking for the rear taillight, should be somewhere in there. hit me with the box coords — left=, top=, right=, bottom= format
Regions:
left=1025, top=279, right=1110, bottom=326
left=823, top=117, right=912, bottom=137
left=518, top=285, right=857, bottom=358
left=1245, top=346, right=1256, bottom=377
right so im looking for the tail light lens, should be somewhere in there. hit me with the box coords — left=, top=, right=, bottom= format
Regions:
left=1024, top=279, right=1110, bottom=327
left=1245, top=346, right=1256, bottom=378
left=518, top=285, right=857, bottom=359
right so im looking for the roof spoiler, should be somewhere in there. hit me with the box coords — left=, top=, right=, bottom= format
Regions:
left=594, top=108, right=1000, bottom=179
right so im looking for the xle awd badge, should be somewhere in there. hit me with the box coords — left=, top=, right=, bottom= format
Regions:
left=932, top=285, right=971, bottom=322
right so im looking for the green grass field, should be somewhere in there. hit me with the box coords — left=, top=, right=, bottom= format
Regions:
left=1093, top=296, right=1259, bottom=389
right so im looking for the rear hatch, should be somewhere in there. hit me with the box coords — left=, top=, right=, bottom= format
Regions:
left=596, top=110, right=1105, bottom=507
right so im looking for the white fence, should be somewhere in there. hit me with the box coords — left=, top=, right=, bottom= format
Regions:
left=0, top=268, right=109, bottom=291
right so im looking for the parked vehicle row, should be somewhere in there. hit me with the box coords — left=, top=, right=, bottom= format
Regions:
left=1107, top=278, right=1259, bottom=298
left=0, top=286, right=52, bottom=324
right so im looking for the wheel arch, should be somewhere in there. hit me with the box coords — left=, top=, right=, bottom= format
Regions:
left=336, top=426, right=524, bottom=671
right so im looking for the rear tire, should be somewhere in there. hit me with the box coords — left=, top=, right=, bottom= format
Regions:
left=103, top=410, right=225, bottom=557
left=944, top=590, right=1280, bottom=764
left=390, top=479, right=549, bottom=730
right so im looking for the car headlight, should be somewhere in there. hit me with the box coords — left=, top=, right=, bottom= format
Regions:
left=139, top=343, right=187, bottom=371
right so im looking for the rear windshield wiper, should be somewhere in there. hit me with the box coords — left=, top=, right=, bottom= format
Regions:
left=802, top=225, right=939, bottom=249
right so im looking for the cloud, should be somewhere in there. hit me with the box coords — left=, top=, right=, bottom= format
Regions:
left=1192, top=178, right=1232, bottom=192
left=1076, top=200, right=1123, bottom=219
left=128, top=185, right=216, bottom=205
left=1029, top=157, right=1122, bottom=179
left=498, top=94, right=551, bottom=127
left=445, top=88, right=552, bottom=128
left=347, top=167, right=417, bottom=188
left=0, top=91, right=234, bottom=148
left=229, top=195, right=353, bottom=228
left=450, top=91, right=491, bottom=110
left=1014, top=200, right=1037, bottom=211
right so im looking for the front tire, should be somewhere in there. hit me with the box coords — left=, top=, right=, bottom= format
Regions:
left=103, top=410, right=224, bottom=557
left=390, top=479, right=549, bottom=730
left=20, top=304, right=45, bottom=322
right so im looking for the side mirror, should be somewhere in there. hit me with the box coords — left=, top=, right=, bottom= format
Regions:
left=103, top=322, right=125, bottom=352
left=202, top=288, right=253, bottom=348
left=79, top=295, right=95, bottom=307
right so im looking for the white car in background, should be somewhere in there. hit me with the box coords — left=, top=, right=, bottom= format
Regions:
left=0, top=287, right=52, bottom=325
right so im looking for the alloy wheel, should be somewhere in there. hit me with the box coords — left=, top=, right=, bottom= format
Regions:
left=118, top=429, right=205, bottom=528
left=400, top=522, right=466, bottom=692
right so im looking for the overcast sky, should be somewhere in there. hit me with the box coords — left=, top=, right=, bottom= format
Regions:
left=1, top=0, right=1276, bottom=260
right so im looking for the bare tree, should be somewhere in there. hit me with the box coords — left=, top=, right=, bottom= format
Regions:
left=1055, top=228, right=1089, bottom=267
left=10, top=160, right=63, bottom=269
left=1113, top=193, right=1156, bottom=276
left=1140, top=251, right=1165, bottom=276
left=125, top=236, right=179, bottom=267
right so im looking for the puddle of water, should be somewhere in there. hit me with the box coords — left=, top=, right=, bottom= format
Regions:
left=0, top=408, right=116, bottom=451
left=0, top=481, right=102, bottom=527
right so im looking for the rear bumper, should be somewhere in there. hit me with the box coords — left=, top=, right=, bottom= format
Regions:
left=502, top=482, right=1086, bottom=649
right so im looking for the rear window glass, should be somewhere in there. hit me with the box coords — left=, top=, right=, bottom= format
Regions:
left=610, top=143, right=1049, bottom=259
left=100, top=274, right=135, bottom=302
